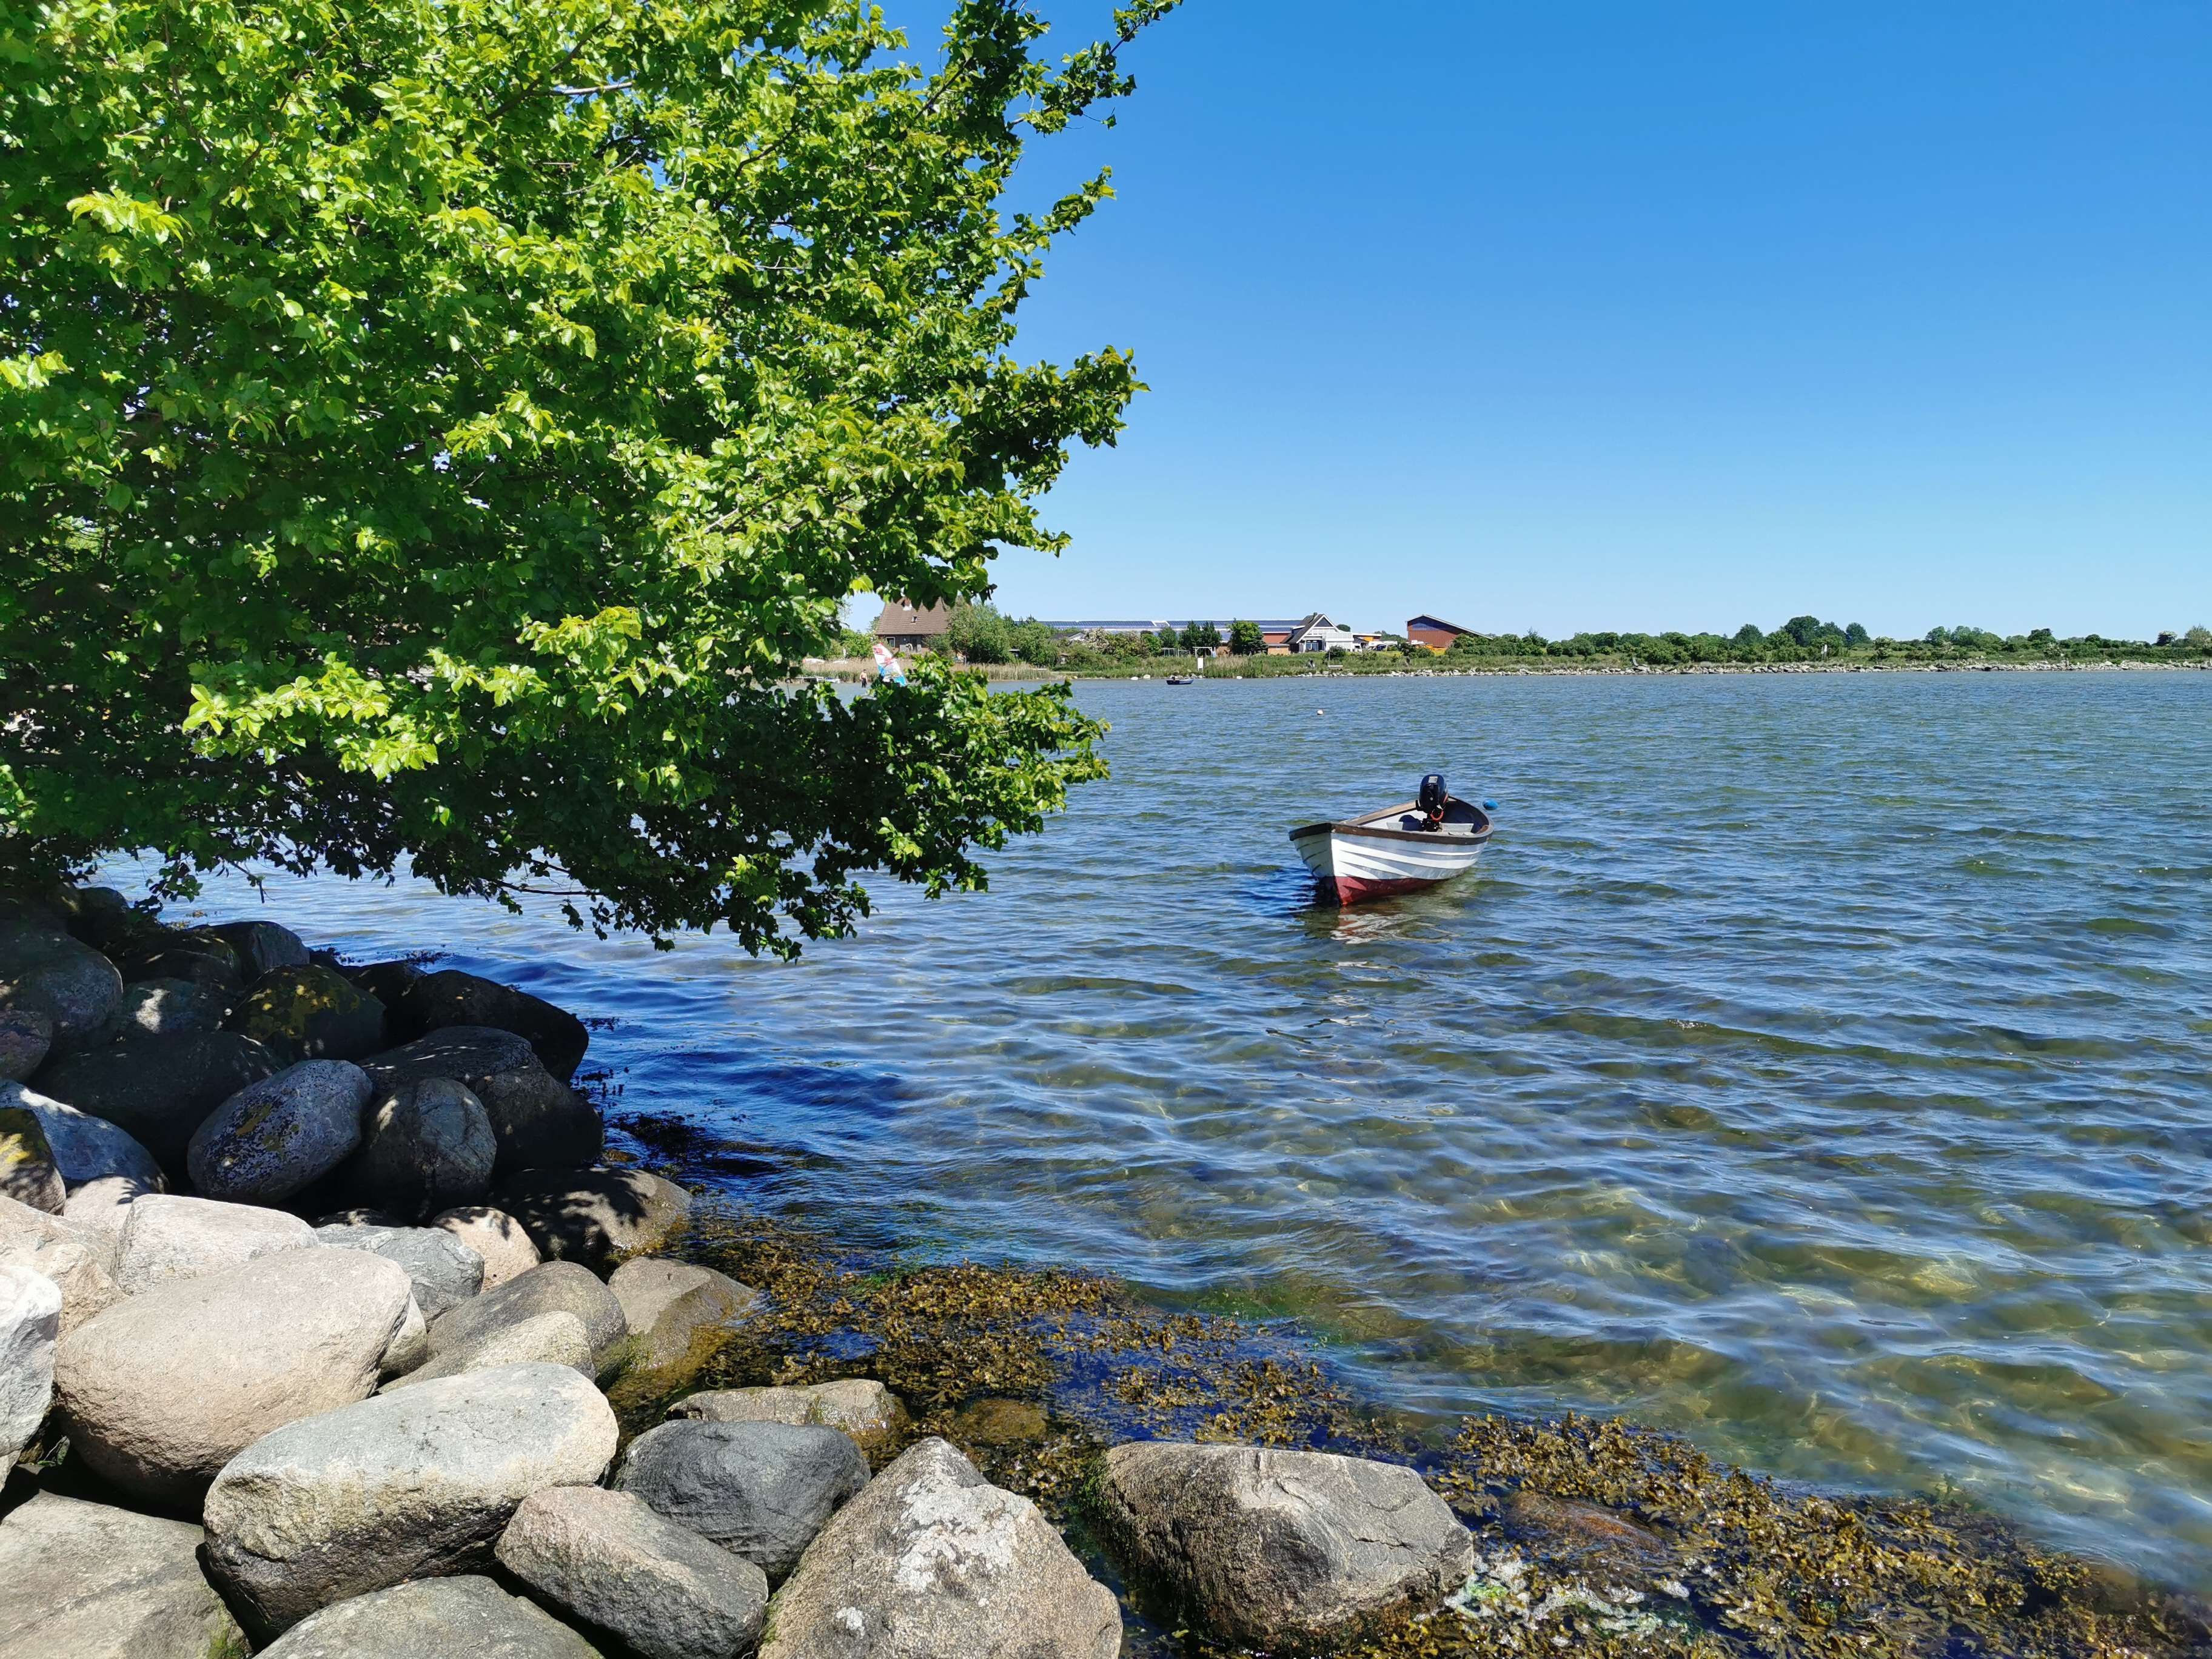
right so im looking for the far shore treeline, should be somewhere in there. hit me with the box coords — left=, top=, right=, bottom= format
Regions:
left=840, top=604, right=2212, bottom=674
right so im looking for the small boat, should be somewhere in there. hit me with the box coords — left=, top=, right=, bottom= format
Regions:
left=1289, top=774, right=1493, bottom=905
left=1165, top=674, right=1196, bottom=685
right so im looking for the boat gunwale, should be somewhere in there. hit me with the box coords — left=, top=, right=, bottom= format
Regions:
left=1288, top=798, right=1493, bottom=848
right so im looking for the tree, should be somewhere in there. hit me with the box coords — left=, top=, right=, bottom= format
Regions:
left=1843, top=622, right=1869, bottom=646
left=1178, top=620, right=1218, bottom=650
left=1227, top=619, right=1265, bottom=656
left=1, top=0, right=1176, bottom=953
left=2188, top=625, right=2211, bottom=649
left=1150, top=629, right=1182, bottom=654
left=1732, top=623, right=1765, bottom=649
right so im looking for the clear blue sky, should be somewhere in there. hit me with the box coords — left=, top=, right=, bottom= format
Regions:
left=871, top=2, right=2210, bottom=640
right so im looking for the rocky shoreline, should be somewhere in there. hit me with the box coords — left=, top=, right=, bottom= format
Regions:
left=2, top=885, right=2205, bottom=1658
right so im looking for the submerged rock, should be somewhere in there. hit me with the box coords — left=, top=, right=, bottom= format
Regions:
left=609, top=1255, right=758, bottom=1372
left=113, top=1192, right=316, bottom=1292
left=203, top=1362, right=618, bottom=1637
left=56, top=1245, right=414, bottom=1503
left=0, top=1102, right=64, bottom=1212
left=0, top=925, right=122, bottom=1055
left=673, top=1379, right=909, bottom=1465
left=364, top=1027, right=600, bottom=1176
left=34, top=1029, right=280, bottom=1171
left=0, top=1492, right=247, bottom=1659
left=224, top=964, right=385, bottom=1063
left=256, top=1577, right=600, bottom=1659
left=1, top=1264, right=61, bottom=1480
left=496, top=1484, right=768, bottom=1659
left=614, top=1418, right=868, bottom=1584
left=759, top=1436, right=1121, bottom=1659
left=432, top=1204, right=542, bottom=1289
left=496, top=1165, right=690, bottom=1269
left=186, top=1059, right=372, bottom=1203
left=1094, top=1441, right=1475, bottom=1651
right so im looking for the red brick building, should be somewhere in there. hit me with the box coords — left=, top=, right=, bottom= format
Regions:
left=1406, top=614, right=1475, bottom=652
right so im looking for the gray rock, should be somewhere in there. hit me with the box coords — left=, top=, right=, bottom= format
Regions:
left=186, top=1059, right=371, bottom=1203
left=334, top=1076, right=496, bottom=1220
left=7, top=1080, right=166, bottom=1191
left=0, top=1101, right=64, bottom=1212
left=34, top=1029, right=280, bottom=1171
left=1094, top=1441, right=1475, bottom=1650
left=497, top=1166, right=691, bottom=1269
left=672, top=1379, right=909, bottom=1465
left=313, top=1205, right=404, bottom=1227
left=396, top=969, right=591, bottom=1083
left=59, top=1176, right=148, bottom=1270
left=45, top=883, right=141, bottom=951
left=382, top=1308, right=592, bottom=1390
left=0, top=1492, right=247, bottom=1659
left=0, top=1191, right=121, bottom=1332
left=1, top=1263, right=61, bottom=1478
left=609, top=1255, right=759, bottom=1372
left=203, top=1362, right=618, bottom=1637
left=313, top=1221, right=484, bottom=1318
left=94, top=977, right=230, bottom=1045
left=341, top=958, right=426, bottom=1013
left=0, top=925, right=122, bottom=1056
left=224, top=964, right=386, bottom=1064
left=256, top=1576, right=601, bottom=1659
left=760, top=1437, right=1120, bottom=1659
left=0, top=1006, right=51, bottom=1081
left=383, top=1293, right=429, bottom=1379
left=615, top=1418, right=868, bottom=1584
left=113, top=928, right=243, bottom=989
left=113, top=1192, right=317, bottom=1292
left=427, top=1259, right=626, bottom=1372
left=56, top=1245, right=414, bottom=1503
left=364, top=1027, right=601, bottom=1176
left=497, top=1484, right=767, bottom=1659
left=433, top=1204, right=542, bottom=1289
left=208, top=919, right=312, bottom=979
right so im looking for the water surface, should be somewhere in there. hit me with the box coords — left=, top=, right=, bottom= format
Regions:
left=152, top=671, right=2212, bottom=1586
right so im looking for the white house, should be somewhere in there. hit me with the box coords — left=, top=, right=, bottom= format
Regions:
left=1282, top=612, right=1361, bottom=653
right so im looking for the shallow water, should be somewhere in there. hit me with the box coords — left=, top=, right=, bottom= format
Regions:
left=141, top=671, right=2212, bottom=1587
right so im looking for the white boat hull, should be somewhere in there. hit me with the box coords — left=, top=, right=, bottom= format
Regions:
left=1288, top=797, right=1492, bottom=905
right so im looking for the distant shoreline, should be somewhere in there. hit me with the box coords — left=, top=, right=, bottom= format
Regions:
left=809, top=655, right=2212, bottom=684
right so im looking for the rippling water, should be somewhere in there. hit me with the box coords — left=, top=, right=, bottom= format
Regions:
left=142, top=671, right=2212, bottom=1587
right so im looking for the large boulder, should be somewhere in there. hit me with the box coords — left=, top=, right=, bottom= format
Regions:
left=1, top=1263, right=61, bottom=1478
left=0, top=1191, right=121, bottom=1332
left=497, top=1485, right=767, bottom=1659
left=433, top=1204, right=541, bottom=1289
left=497, top=1166, right=691, bottom=1269
left=329, top=1076, right=496, bottom=1220
left=760, top=1437, right=1121, bottom=1659
left=93, top=977, right=231, bottom=1045
left=224, top=964, right=385, bottom=1063
left=55, top=1245, right=414, bottom=1503
left=7, top=1080, right=166, bottom=1191
left=1094, top=1442, right=1475, bottom=1651
left=0, top=1007, right=52, bottom=1082
left=672, top=1379, right=909, bottom=1466
left=0, top=1492, right=248, bottom=1659
left=113, top=1192, right=316, bottom=1292
left=207, top=919, right=312, bottom=980
left=203, top=1362, right=618, bottom=1636
left=364, top=1027, right=600, bottom=1176
left=427, top=1260, right=626, bottom=1372
left=113, top=928, right=243, bottom=989
left=609, top=1255, right=759, bottom=1372
left=392, top=970, right=591, bottom=1083
left=382, top=1309, right=592, bottom=1391
left=313, top=1221, right=484, bottom=1318
left=60, top=1176, right=148, bottom=1269
left=185, top=1059, right=371, bottom=1203
left=44, top=884, right=143, bottom=953
left=0, top=925, right=122, bottom=1054
left=256, top=1577, right=601, bottom=1659
left=614, top=1419, right=868, bottom=1584
left=0, top=1101, right=64, bottom=1212
left=34, top=1030, right=280, bottom=1171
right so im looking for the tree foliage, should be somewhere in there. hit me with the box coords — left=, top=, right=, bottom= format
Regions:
left=1226, top=619, right=1264, bottom=655
left=0, top=0, right=1176, bottom=951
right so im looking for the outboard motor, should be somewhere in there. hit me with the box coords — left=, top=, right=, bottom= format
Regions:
left=1418, top=773, right=1449, bottom=822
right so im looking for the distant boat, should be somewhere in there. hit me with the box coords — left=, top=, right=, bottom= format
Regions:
left=1289, top=776, right=1492, bottom=905
left=1165, top=674, right=1196, bottom=685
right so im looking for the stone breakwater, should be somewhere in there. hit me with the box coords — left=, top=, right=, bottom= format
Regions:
left=0, top=883, right=1481, bottom=1658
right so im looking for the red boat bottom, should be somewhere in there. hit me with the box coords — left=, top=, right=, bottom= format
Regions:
left=1318, top=875, right=1441, bottom=907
